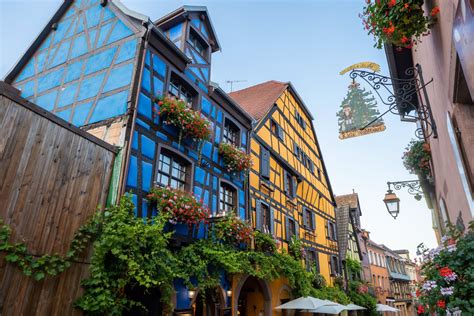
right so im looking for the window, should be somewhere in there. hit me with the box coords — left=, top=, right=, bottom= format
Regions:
left=306, top=250, right=319, bottom=272
left=317, top=168, right=321, bottom=179
left=284, top=170, right=297, bottom=199
left=287, top=218, right=296, bottom=239
left=303, top=207, right=314, bottom=230
left=168, top=77, right=193, bottom=107
left=330, top=255, right=340, bottom=276
left=219, top=182, right=236, bottom=215
left=327, top=221, right=337, bottom=240
left=156, top=149, right=190, bottom=190
left=260, top=147, right=270, bottom=179
left=447, top=113, right=474, bottom=214
left=295, top=111, right=307, bottom=130
left=270, top=119, right=285, bottom=141
left=261, top=203, right=271, bottom=233
left=188, top=29, right=207, bottom=57
left=223, top=119, right=240, bottom=145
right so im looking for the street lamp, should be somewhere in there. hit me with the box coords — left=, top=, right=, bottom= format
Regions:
left=383, top=189, right=400, bottom=219
left=383, top=180, right=423, bottom=219
left=188, top=289, right=196, bottom=299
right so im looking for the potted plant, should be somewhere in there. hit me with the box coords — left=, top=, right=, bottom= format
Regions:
left=218, top=143, right=253, bottom=173
left=288, top=235, right=306, bottom=260
left=361, top=0, right=440, bottom=49
left=402, top=139, right=432, bottom=179
left=155, top=96, right=212, bottom=142
left=147, top=186, right=210, bottom=227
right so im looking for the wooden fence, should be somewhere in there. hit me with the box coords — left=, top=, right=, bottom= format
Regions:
left=0, top=82, right=117, bottom=315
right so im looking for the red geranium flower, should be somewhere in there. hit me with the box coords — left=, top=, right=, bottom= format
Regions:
left=431, top=6, right=440, bottom=17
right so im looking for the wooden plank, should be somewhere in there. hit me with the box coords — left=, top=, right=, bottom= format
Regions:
left=0, top=92, right=116, bottom=315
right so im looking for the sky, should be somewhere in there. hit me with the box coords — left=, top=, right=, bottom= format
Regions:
left=0, top=0, right=438, bottom=257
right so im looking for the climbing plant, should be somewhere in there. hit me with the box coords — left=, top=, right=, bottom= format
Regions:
left=0, top=214, right=100, bottom=281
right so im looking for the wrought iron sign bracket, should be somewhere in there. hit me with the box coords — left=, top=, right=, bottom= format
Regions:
left=387, top=180, right=422, bottom=199
left=348, top=64, right=438, bottom=140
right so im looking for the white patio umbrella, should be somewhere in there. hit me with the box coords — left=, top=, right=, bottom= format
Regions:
left=345, top=303, right=366, bottom=310
left=275, top=297, right=338, bottom=310
left=303, top=303, right=348, bottom=314
left=376, top=304, right=400, bottom=312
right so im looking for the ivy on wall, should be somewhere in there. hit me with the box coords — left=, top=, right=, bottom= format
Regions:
left=1, top=195, right=352, bottom=314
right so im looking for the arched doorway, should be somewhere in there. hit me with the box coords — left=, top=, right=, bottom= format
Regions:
left=278, top=285, right=293, bottom=316
left=234, top=276, right=272, bottom=316
left=193, top=287, right=226, bottom=316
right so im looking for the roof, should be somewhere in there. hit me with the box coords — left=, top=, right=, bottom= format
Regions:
left=229, top=80, right=288, bottom=120
left=154, top=5, right=221, bottom=52
left=335, top=193, right=359, bottom=209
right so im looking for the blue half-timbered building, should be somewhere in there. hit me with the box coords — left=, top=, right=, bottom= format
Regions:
left=5, top=0, right=253, bottom=313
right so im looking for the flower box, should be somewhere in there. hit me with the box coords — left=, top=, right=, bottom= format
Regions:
left=402, top=140, right=432, bottom=178
left=362, top=0, right=439, bottom=49
left=147, top=186, right=210, bottom=227
left=155, top=96, right=212, bottom=142
left=218, top=143, right=253, bottom=173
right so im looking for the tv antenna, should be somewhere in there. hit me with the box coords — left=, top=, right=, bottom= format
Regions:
left=226, top=80, right=247, bottom=92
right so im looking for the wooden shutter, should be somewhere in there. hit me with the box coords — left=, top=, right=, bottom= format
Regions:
left=260, top=147, right=270, bottom=179
left=303, top=207, right=309, bottom=227
left=277, top=125, right=285, bottom=141
left=283, top=170, right=289, bottom=194
left=256, top=200, right=262, bottom=229
left=291, top=177, right=297, bottom=199
left=293, top=142, right=298, bottom=155
left=295, top=221, right=300, bottom=238
left=325, top=221, right=330, bottom=239
left=311, top=212, right=316, bottom=230
left=332, top=222, right=338, bottom=241
left=302, top=120, right=307, bottom=130
left=270, top=207, right=275, bottom=234
left=285, top=217, right=290, bottom=241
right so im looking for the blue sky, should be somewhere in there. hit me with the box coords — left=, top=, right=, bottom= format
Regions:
left=0, top=0, right=438, bottom=256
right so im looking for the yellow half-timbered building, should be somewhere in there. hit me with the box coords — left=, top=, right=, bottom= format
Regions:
left=230, top=81, right=340, bottom=311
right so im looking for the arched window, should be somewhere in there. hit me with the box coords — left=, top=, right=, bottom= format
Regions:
left=156, top=148, right=191, bottom=190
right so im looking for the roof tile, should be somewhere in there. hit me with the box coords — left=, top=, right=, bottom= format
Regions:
left=229, top=80, right=288, bottom=120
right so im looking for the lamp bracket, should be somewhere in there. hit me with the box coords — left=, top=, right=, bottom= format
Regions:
left=348, top=64, right=437, bottom=140
left=387, top=180, right=422, bottom=196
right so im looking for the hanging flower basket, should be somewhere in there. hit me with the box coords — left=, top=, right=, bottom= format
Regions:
left=402, top=140, right=432, bottom=178
left=218, top=143, right=253, bottom=173
left=361, top=0, right=440, bottom=49
left=147, top=186, right=210, bottom=226
left=155, top=96, right=212, bottom=142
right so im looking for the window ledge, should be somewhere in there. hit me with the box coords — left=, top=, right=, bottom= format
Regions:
left=260, top=180, right=274, bottom=192
left=286, top=198, right=297, bottom=206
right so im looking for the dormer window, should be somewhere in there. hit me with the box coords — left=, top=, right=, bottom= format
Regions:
left=168, top=76, right=193, bottom=107
left=223, top=118, right=240, bottom=146
left=188, top=29, right=207, bottom=57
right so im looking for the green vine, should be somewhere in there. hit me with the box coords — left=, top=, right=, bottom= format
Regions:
left=1, top=195, right=367, bottom=314
left=0, top=213, right=100, bottom=281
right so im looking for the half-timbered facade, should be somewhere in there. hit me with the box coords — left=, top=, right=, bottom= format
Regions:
left=4, top=1, right=254, bottom=313
left=230, top=81, right=340, bottom=288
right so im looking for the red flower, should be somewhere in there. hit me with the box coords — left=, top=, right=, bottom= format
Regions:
left=404, top=3, right=409, bottom=9
left=388, top=0, right=396, bottom=7
left=417, top=305, right=425, bottom=314
left=401, top=36, right=409, bottom=43
left=431, top=6, right=440, bottom=17
left=437, top=300, right=446, bottom=309
left=439, top=267, right=453, bottom=277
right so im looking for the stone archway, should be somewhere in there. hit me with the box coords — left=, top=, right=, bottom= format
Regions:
left=234, top=275, right=272, bottom=316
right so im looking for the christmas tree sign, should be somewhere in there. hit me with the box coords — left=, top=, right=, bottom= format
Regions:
left=337, top=63, right=386, bottom=140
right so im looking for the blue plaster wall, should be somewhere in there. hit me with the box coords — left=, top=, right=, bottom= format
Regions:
left=13, top=0, right=139, bottom=126
left=125, top=47, right=248, bottom=226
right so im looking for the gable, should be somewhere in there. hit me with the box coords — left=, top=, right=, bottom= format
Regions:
left=10, top=0, right=140, bottom=126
